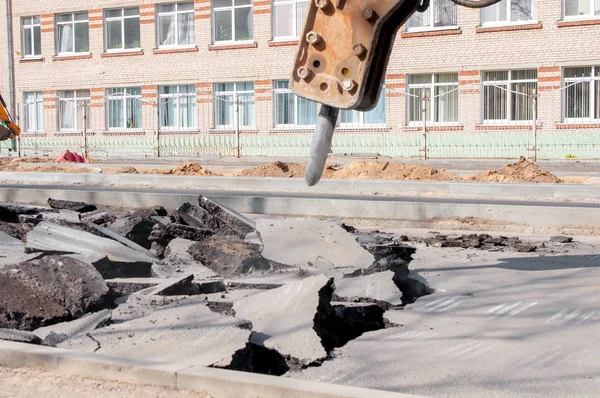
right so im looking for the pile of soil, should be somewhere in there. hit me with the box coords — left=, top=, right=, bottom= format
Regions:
left=0, top=157, right=564, bottom=184
left=238, top=161, right=306, bottom=178
left=102, top=166, right=137, bottom=174
left=1, top=164, right=92, bottom=173
left=467, top=157, right=561, bottom=183
left=323, top=161, right=462, bottom=181
left=0, top=158, right=13, bottom=168
left=103, top=163, right=218, bottom=176
left=9, top=157, right=55, bottom=164
left=168, top=162, right=218, bottom=176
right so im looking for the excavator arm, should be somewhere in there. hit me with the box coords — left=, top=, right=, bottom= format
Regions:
left=0, top=94, right=20, bottom=141
left=291, top=0, right=502, bottom=186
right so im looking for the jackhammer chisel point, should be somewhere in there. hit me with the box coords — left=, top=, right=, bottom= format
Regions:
left=305, top=105, right=340, bottom=187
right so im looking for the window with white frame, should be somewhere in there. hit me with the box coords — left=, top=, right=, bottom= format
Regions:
left=482, top=70, right=537, bottom=123
left=340, top=89, right=387, bottom=127
left=159, top=85, right=196, bottom=129
left=105, top=8, right=141, bottom=51
left=273, top=80, right=318, bottom=128
left=564, top=0, right=600, bottom=19
left=157, top=3, right=195, bottom=48
left=481, top=0, right=535, bottom=25
left=58, top=90, right=90, bottom=131
left=22, top=17, right=41, bottom=58
left=56, top=12, right=89, bottom=54
left=272, top=0, right=309, bottom=39
left=407, top=73, right=459, bottom=125
left=106, top=88, right=142, bottom=130
left=23, top=92, right=44, bottom=133
left=563, top=66, right=600, bottom=122
left=213, top=82, right=255, bottom=129
left=213, top=0, right=253, bottom=43
left=406, top=0, right=458, bottom=30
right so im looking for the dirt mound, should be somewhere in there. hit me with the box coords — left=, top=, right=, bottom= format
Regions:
left=102, top=166, right=138, bottom=174
left=239, top=161, right=306, bottom=178
left=467, top=157, right=561, bottom=183
left=10, top=157, right=55, bottom=164
left=103, top=163, right=218, bottom=176
left=324, top=161, right=461, bottom=181
left=120, top=166, right=139, bottom=174
left=168, top=162, right=218, bottom=176
left=1, top=164, right=92, bottom=173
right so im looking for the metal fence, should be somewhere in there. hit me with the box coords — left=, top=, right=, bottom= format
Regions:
left=3, top=80, right=599, bottom=160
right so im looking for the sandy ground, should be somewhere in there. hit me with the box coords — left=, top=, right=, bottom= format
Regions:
left=0, top=157, right=586, bottom=184
left=0, top=366, right=214, bottom=398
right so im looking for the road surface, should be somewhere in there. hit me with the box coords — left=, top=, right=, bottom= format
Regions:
left=292, top=234, right=600, bottom=397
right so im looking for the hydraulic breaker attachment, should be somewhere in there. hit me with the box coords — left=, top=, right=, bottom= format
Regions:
left=291, top=0, right=422, bottom=113
left=292, top=0, right=501, bottom=186
left=292, top=0, right=423, bottom=186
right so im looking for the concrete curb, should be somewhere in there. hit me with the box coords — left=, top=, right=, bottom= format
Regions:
left=1, top=172, right=599, bottom=200
left=0, top=341, right=422, bottom=398
left=1, top=185, right=600, bottom=227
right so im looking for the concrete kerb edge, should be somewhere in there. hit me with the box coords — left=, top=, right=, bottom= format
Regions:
left=0, top=341, right=424, bottom=398
left=1, top=188, right=600, bottom=227
left=2, top=172, right=600, bottom=200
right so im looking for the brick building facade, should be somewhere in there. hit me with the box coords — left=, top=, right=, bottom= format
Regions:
left=1, top=0, right=599, bottom=158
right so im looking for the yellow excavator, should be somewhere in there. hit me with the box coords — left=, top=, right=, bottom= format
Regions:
left=0, top=94, right=20, bottom=141
left=291, top=0, right=501, bottom=186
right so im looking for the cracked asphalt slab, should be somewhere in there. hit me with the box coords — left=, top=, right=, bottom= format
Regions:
left=3, top=196, right=600, bottom=397
left=290, top=239, right=600, bottom=397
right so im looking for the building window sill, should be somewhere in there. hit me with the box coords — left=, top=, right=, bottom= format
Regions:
left=153, top=46, right=198, bottom=54
left=209, top=42, right=258, bottom=51
left=557, top=19, right=600, bottom=28
left=401, top=27, right=461, bottom=38
left=556, top=123, right=600, bottom=129
left=20, top=56, right=45, bottom=63
left=52, top=53, right=92, bottom=61
left=102, top=49, right=144, bottom=58
left=476, top=23, right=542, bottom=33
left=268, top=39, right=299, bottom=47
left=476, top=124, right=540, bottom=131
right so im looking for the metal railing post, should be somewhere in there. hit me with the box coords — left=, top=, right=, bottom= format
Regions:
left=156, top=102, right=161, bottom=158
left=421, top=94, right=427, bottom=161
left=532, top=89, right=537, bottom=162
left=16, top=102, right=20, bottom=158
left=82, top=101, right=88, bottom=159
left=234, top=94, right=240, bottom=158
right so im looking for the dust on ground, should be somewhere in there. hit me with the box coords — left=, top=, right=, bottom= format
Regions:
left=230, top=159, right=560, bottom=183
left=1, top=164, right=94, bottom=173
left=0, top=366, right=213, bottom=398
left=324, top=161, right=461, bottom=181
left=238, top=160, right=461, bottom=181
left=561, top=175, right=592, bottom=184
left=465, top=157, right=562, bottom=183
left=238, top=161, right=306, bottom=178
left=8, top=156, right=96, bottom=164
left=104, top=162, right=220, bottom=177
left=0, top=157, right=569, bottom=184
